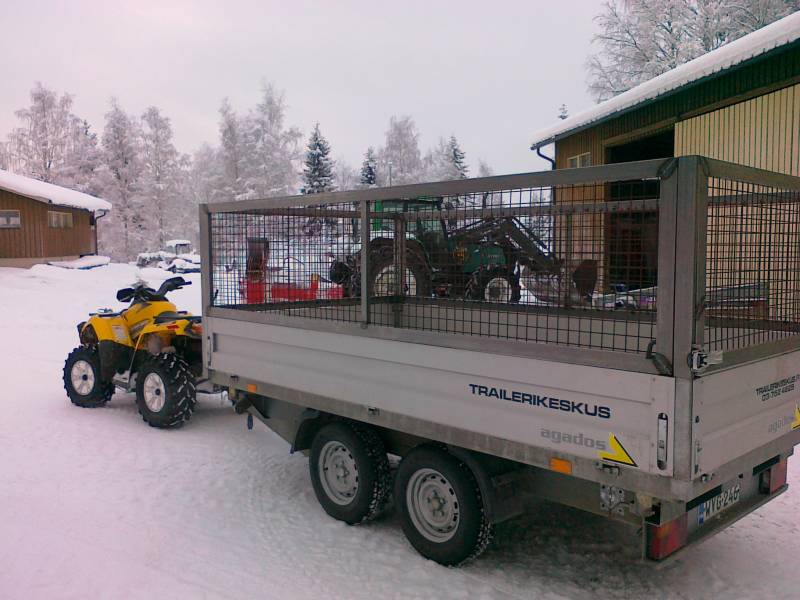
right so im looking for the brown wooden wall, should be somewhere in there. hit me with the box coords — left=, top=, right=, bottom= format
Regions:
left=0, top=189, right=95, bottom=259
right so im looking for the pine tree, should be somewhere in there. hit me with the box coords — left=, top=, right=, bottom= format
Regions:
left=302, top=123, right=335, bottom=194
left=360, top=147, right=377, bottom=186
left=447, top=135, right=469, bottom=179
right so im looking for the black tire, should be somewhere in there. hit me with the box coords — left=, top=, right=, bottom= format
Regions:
left=395, top=446, right=493, bottom=566
left=135, top=353, right=196, bottom=429
left=63, top=346, right=114, bottom=408
left=309, top=421, right=391, bottom=525
left=467, top=267, right=521, bottom=303
left=368, top=244, right=432, bottom=298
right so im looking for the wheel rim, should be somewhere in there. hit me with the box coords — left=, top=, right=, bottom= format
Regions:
left=318, top=440, right=359, bottom=505
left=142, top=372, right=166, bottom=412
left=484, top=277, right=511, bottom=302
left=374, top=266, right=417, bottom=296
left=406, top=468, right=460, bottom=543
left=70, top=360, right=96, bottom=396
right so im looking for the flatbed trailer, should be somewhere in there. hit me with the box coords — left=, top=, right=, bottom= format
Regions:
left=199, top=156, right=800, bottom=565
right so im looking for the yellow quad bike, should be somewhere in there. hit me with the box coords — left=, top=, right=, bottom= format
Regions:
left=63, top=276, right=202, bottom=428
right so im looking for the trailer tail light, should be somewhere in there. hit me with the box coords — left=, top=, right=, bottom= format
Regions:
left=647, top=514, right=688, bottom=560
left=760, top=458, right=788, bottom=494
left=549, top=457, right=572, bottom=475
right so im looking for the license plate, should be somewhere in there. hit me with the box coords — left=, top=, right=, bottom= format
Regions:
left=698, top=483, right=741, bottom=525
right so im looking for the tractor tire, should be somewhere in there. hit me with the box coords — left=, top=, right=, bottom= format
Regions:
left=135, top=353, right=196, bottom=429
left=395, top=445, right=493, bottom=566
left=309, top=421, right=391, bottom=524
left=63, top=346, right=114, bottom=408
left=467, top=267, right=521, bottom=303
left=368, top=245, right=432, bottom=298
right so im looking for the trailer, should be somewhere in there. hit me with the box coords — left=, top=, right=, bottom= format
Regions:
left=199, top=156, right=800, bottom=565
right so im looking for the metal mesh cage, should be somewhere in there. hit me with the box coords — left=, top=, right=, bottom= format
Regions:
left=208, top=176, right=661, bottom=354
left=705, top=176, right=800, bottom=352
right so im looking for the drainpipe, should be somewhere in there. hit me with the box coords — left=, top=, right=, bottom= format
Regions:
left=93, top=209, right=108, bottom=255
left=535, top=145, right=556, bottom=170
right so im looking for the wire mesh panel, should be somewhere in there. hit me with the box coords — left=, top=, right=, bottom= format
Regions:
left=207, top=173, right=662, bottom=355
left=210, top=203, right=362, bottom=323
left=705, top=177, right=800, bottom=352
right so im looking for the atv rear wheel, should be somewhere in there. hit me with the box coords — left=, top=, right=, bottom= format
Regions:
left=135, top=354, right=196, bottom=428
left=63, top=346, right=114, bottom=408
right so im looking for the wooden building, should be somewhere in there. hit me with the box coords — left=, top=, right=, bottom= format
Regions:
left=530, top=12, right=800, bottom=301
left=0, top=170, right=111, bottom=268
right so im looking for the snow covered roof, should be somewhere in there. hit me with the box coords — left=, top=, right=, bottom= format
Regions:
left=0, top=169, right=112, bottom=214
left=531, top=11, right=800, bottom=149
left=165, top=239, right=191, bottom=246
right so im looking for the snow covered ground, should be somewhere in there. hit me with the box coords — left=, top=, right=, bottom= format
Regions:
left=1, top=263, right=798, bottom=600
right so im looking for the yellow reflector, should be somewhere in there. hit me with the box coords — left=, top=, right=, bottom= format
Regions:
left=549, top=457, right=572, bottom=474
left=246, top=383, right=257, bottom=393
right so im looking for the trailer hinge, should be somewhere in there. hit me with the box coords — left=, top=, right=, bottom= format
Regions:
left=688, top=346, right=723, bottom=375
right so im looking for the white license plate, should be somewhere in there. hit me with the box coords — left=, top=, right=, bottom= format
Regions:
left=698, top=483, right=741, bottom=525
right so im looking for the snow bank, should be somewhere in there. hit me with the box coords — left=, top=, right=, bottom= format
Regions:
left=0, top=169, right=112, bottom=213
left=531, top=11, right=800, bottom=148
left=47, top=255, right=110, bottom=270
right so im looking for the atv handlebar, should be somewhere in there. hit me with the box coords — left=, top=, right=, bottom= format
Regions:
left=116, top=276, right=191, bottom=304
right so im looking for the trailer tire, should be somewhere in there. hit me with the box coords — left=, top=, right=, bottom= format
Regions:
left=63, top=346, right=114, bottom=408
left=309, top=421, right=391, bottom=524
left=135, top=354, right=197, bottom=428
left=395, top=446, right=492, bottom=566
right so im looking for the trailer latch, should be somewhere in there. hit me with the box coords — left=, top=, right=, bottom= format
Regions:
left=688, top=346, right=723, bottom=374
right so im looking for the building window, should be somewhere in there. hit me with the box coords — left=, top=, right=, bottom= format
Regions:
left=48, top=211, right=73, bottom=229
left=0, top=210, right=21, bottom=228
left=567, top=152, right=592, bottom=168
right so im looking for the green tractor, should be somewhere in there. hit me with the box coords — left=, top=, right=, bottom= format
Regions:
left=329, top=197, right=597, bottom=304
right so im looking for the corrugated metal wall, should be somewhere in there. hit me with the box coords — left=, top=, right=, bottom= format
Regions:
left=675, top=83, right=800, bottom=174
left=0, top=190, right=95, bottom=259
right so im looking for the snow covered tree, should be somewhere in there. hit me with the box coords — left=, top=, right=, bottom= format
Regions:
left=587, top=0, right=799, bottom=101
left=241, top=83, right=303, bottom=198
left=302, top=123, right=335, bottom=194
left=140, top=106, right=185, bottom=248
left=477, top=159, right=494, bottom=178
left=217, top=98, right=248, bottom=200
left=360, top=147, right=377, bottom=187
left=96, top=99, right=144, bottom=260
left=5, top=83, right=102, bottom=193
left=7, top=83, right=76, bottom=182
left=558, top=104, right=569, bottom=120
left=378, top=116, right=423, bottom=185
left=422, top=136, right=469, bottom=182
left=335, top=159, right=358, bottom=191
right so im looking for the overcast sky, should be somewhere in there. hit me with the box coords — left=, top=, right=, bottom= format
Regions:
left=0, top=0, right=605, bottom=175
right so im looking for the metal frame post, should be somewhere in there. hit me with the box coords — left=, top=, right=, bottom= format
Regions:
left=360, top=200, right=370, bottom=327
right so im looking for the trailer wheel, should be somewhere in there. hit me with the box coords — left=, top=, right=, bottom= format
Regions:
left=309, top=422, right=391, bottom=524
left=135, top=354, right=197, bottom=428
left=395, top=446, right=492, bottom=565
left=63, top=346, right=114, bottom=408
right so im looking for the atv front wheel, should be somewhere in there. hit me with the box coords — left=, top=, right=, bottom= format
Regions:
left=135, top=354, right=196, bottom=428
left=63, top=346, right=114, bottom=408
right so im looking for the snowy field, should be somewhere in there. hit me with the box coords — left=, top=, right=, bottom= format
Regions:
left=1, top=263, right=798, bottom=600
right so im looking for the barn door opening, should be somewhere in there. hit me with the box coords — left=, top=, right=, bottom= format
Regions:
left=604, top=128, right=673, bottom=293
